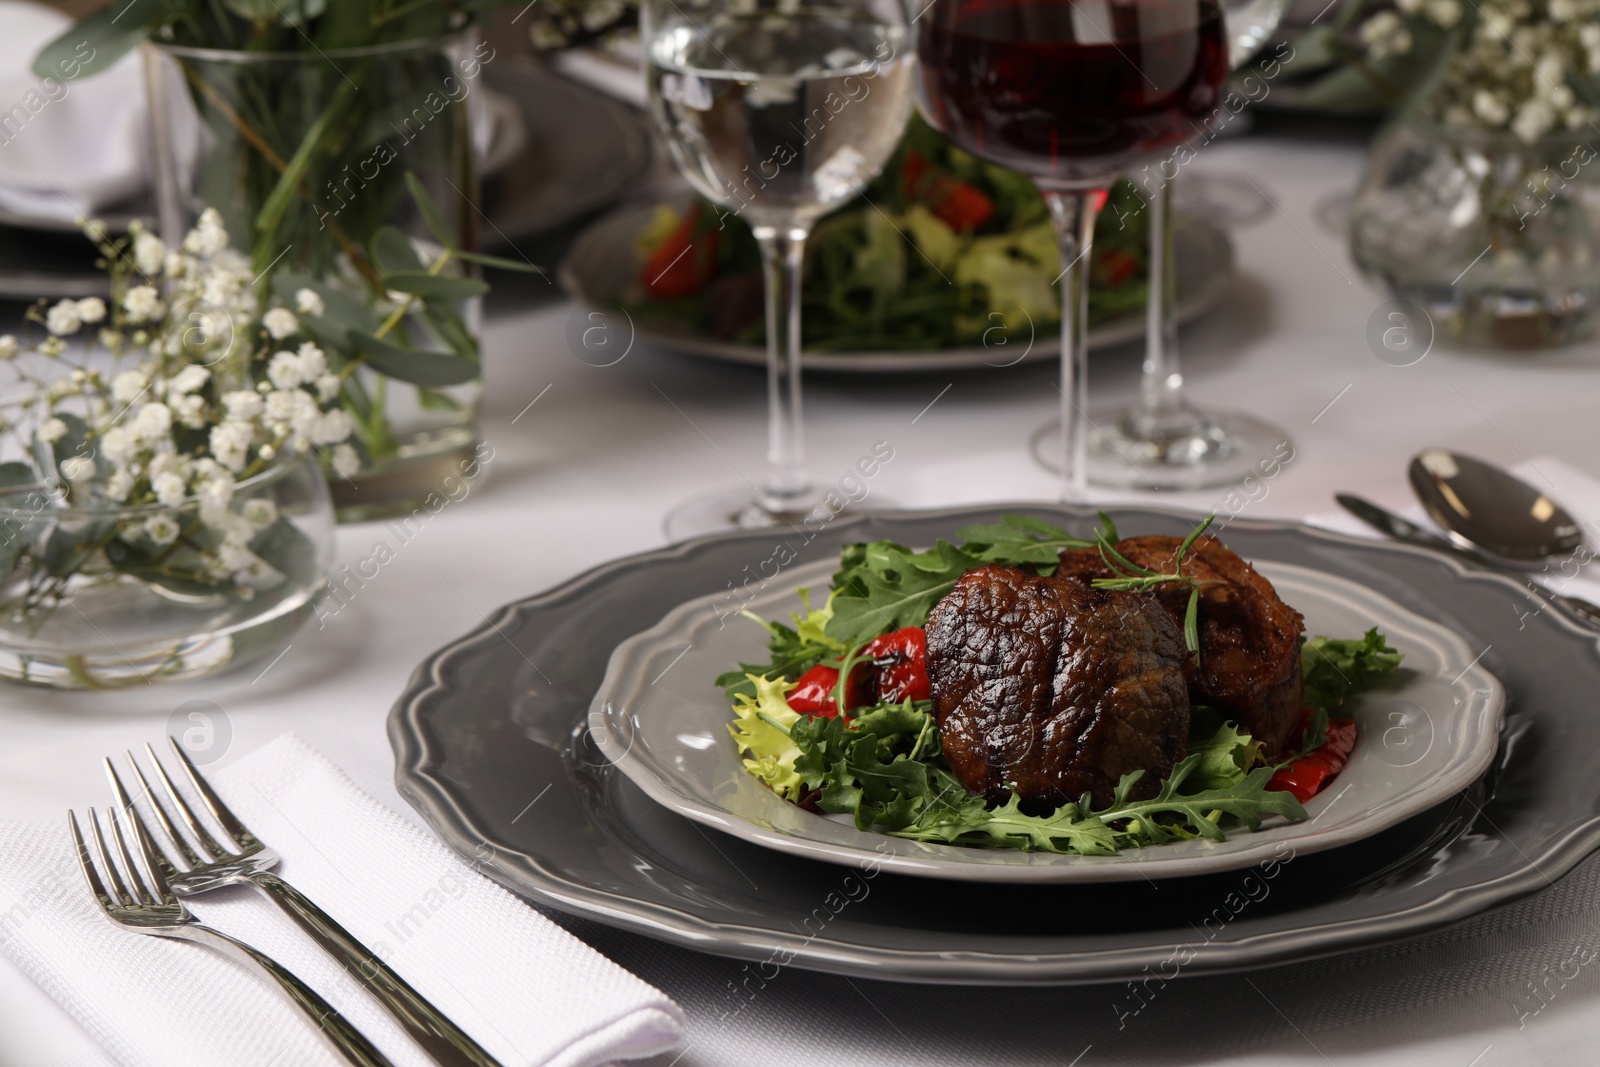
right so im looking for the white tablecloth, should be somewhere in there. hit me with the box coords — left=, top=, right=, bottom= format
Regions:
left=5, top=130, right=1600, bottom=1067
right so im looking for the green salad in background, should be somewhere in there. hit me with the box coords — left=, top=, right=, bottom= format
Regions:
left=623, top=117, right=1154, bottom=352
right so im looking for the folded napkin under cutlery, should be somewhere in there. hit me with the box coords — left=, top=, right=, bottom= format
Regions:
left=0, top=734, right=685, bottom=1067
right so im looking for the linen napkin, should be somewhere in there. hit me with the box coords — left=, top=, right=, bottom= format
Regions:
left=0, top=1, right=148, bottom=222
left=0, top=734, right=685, bottom=1067
left=1305, top=454, right=1600, bottom=607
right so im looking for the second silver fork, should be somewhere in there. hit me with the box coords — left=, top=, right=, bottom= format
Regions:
left=108, top=740, right=503, bottom=1067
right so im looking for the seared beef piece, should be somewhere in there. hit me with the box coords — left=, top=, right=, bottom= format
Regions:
left=1057, top=535, right=1306, bottom=755
left=925, top=565, right=1191, bottom=809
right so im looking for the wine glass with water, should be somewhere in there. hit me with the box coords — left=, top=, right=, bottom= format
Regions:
left=916, top=0, right=1231, bottom=501
left=644, top=0, right=914, bottom=538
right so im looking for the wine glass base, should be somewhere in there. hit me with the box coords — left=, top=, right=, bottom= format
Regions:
left=662, top=485, right=890, bottom=542
left=1030, top=411, right=1292, bottom=491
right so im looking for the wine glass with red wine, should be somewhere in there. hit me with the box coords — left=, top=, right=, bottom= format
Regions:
left=1034, top=0, right=1292, bottom=490
left=916, top=0, right=1230, bottom=501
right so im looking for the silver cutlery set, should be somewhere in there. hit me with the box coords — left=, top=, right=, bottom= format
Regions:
left=70, top=740, right=503, bottom=1067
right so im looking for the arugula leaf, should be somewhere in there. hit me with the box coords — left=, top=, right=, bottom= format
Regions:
left=956, top=514, right=1094, bottom=570
left=825, top=539, right=980, bottom=647
left=1301, top=628, right=1404, bottom=712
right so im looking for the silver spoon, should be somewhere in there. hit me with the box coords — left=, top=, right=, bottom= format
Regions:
left=1335, top=493, right=1600, bottom=630
left=1408, top=448, right=1584, bottom=565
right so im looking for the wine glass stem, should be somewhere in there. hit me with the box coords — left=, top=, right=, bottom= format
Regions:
left=1041, top=187, right=1104, bottom=504
left=753, top=225, right=812, bottom=516
left=1140, top=179, right=1187, bottom=423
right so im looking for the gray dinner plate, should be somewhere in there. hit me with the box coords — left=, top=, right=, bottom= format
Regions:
left=390, top=505, right=1600, bottom=985
left=557, top=206, right=1236, bottom=373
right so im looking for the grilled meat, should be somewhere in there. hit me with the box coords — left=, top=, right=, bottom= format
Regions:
left=925, top=565, right=1191, bottom=809
left=1056, top=535, right=1306, bottom=755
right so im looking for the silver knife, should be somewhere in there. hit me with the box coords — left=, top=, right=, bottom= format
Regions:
left=1335, top=493, right=1600, bottom=630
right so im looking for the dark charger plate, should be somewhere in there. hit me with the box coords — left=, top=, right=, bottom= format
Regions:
left=390, top=505, right=1596, bottom=984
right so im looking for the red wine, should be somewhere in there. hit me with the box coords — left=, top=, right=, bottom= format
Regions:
left=917, top=0, right=1227, bottom=185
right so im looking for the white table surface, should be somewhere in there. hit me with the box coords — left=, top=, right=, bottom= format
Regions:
left=6, top=129, right=1600, bottom=1067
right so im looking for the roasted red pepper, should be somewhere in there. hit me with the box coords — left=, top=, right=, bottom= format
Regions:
left=901, top=148, right=996, bottom=232
left=639, top=203, right=721, bottom=299
left=1268, top=710, right=1358, bottom=803
left=784, top=627, right=932, bottom=717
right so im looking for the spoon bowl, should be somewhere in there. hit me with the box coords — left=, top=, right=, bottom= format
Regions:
left=1408, top=449, right=1584, bottom=564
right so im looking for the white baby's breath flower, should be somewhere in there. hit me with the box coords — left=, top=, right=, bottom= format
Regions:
left=133, top=402, right=173, bottom=443
left=111, top=370, right=148, bottom=405
left=310, top=407, right=354, bottom=445
left=100, top=425, right=136, bottom=465
left=134, top=232, right=165, bottom=277
left=296, top=341, right=326, bottom=381
left=167, top=364, right=210, bottom=396
left=105, top=468, right=134, bottom=502
left=209, top=421, right=254, bottom=472
left=263, top=307, right=299, bottom=340
left=76, top=297, right=106, bottom=324
left=242, top=498, right=278, bottom=528
left=222, top=390, right=264, bottom=421
left=1474, top=87, right=1511, bottom=125
left=0, top=335, right=16, bottom=360
left=267, top=350, right=304, bottom=391
left=183, top=208, right=230, bottom=258
left=171, top=393, right=207, bottom=429
left=331, top=443, right=361, bottom=478
left=315, top=374, right=341, bottom=403
left=1513, top=98, right=1556, bottom=141
left=1425, top=0, right=1460, bottom=28
left=152, top=471, right=187, bottom=508
left=143, top=514, right=180, bottom=545
left=45, top=299, right=82, bottom=336
left=59, top=455, right=94, bottom=482
left=122, top=285, right=163, bottom=323
left=39, top=336, right=63, bottom=357
left=37, top=417, right=68, bottom=444
left=264, top=388, right=318, bottom=432
left=295, top=288, right=325, bottom=317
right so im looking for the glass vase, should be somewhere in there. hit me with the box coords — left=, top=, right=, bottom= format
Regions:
left=1351, top=117, right=1600, bottom=349
left=0, top=450, right=334, bottom=689
left=145, top=32, right=487, bottom=520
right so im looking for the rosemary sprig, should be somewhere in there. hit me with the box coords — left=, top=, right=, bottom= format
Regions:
left=1090, top=515, right=1218, bottom=661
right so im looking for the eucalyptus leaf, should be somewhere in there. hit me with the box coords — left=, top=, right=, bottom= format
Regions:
left=380, top=271, right=489, bottom=301
left=405, top=171, right=455, bottom=249
left=31, top=3, right=157, bottom=82
left=372, top=226, right=425, bottom=274
left=248, top=517, right=321, bottom=584
left=348, top=330, right=480, bottom=386
left=0, top=463, right=39, bottom=491
left=452, top=249, right=546, bottom=274
left=272, top=271, right=381, bottom=339
left=103, top=538, right=222, bottom=597
left=42, top=518, right=116, bottom=579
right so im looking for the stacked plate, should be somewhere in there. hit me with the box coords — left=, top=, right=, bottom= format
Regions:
left=390, top=504, right=1600, bottom=984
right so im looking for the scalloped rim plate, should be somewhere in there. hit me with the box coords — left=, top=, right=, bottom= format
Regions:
left=589, top=558, right=1504, bottom=883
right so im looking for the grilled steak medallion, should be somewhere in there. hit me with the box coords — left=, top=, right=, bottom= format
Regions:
left=925, top=566, right=1191, bottom=809
left=1056, top=535, right=1306, bottom=755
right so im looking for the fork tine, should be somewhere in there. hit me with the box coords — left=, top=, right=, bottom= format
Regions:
left=105, top=805, right=155, bottom=906
left=68, top=811, right=115, bottom=913
left=166, top=737, right=257, bottom=848
left=119, top=752, right=203, bottom=870
left=104, top=758, right=180, bottom=890
left=85, top=808, right=134, bottom=907
left=111, top=794, right=177, bottom=905
left=143, top=742, right=229, bottom=860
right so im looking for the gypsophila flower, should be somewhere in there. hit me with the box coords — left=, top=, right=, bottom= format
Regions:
left=110, top=370, right=148, bottom=404
left=59, top=455, right=93, bottom=482
left=267, top=351, right=304, bottom=391
left=222, top=390, right=264, bottom=421
left=133, top=232, right=165, bottom=277
left=243, top=498, right=277, bottom=528
left=152, top=472, right=187, bottom=508
left=295, top=288, right=325, bottom=317
left=309, top=407, right=353, bottom=446
left=263, top=307, right=299, bottom=340
left=133, top=402, right=172, bottom=442
left=209, top=420, right=253, bottom=472
left=122, top=285, right=163, bottom=323
left=296, top=342, right=326, bottom=380
left=105, top=468, right=133, bottom=502
left=315, top=374, right=341, bottom=403
left=76, top=298, right=106, bottom=324
left=143, top=514, right=180, bottom=545
left=45, top=300, right=82, bottom=336
left=167, top=365, right=210, bottom=396
left=171, top=393, right=207, bottom=428
left=331, top=443, right=361, bottom=478
left=183, top=208, right=229, bottom=258
left=37, top=418, right=67, bottom=444
left=0, top=336, right=16, bottom=360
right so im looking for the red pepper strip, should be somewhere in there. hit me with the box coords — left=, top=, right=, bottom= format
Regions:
left=900, top=147, right=996, bottom=232
left=784, top=627, right=932, bottom=717
left=640, top=203, right=721, bottom=299
left=1268, top=715, right=1358, bottom=803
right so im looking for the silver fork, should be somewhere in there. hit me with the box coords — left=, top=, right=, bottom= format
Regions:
left=107, top=740, right=503, bottom=1067
left=69, top=805, right=394, bottom=1067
